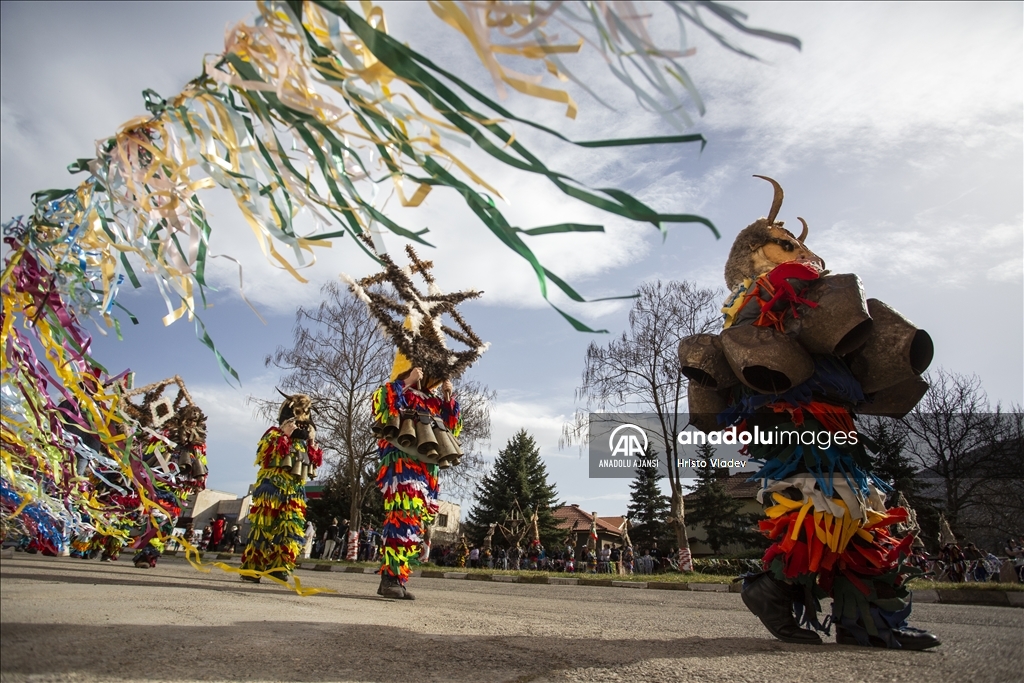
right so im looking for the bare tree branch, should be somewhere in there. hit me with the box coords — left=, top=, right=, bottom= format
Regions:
left=564, top=280, right=723, bottom=567
left=900, top=369, right=1024, bottom=550
left=247, top=280, right=494, bottom=528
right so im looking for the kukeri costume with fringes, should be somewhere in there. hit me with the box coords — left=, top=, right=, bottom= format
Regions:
left=679, top=176, right=939, bottom=650
left=239, top=393, right=322, bottom=581
left=344, top=244, right=486, bottom=600
left=115, top=376, right=210, bottom=570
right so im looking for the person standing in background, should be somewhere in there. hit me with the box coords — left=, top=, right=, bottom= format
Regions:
left=302, top=521, right=316, bottom=559
left=322, top=518, right=339, bottom=561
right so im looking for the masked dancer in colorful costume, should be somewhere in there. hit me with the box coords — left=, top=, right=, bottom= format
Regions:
left=240, top=393, right=322, bottom=582
left=679, top=177, right=940, bottom=650
left=119, top=376, right=210, bottom=569
left=344, top=245, right=487, bottom=600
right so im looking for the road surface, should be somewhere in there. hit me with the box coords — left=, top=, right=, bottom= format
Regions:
left=1, top=554, right=1021, bottom=682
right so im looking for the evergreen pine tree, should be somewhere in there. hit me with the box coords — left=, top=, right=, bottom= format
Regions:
left=686, top=443, right=752, bottom=554
left=868, top=420, right=921, bottom=499
left=626, top=453, right=670, bottom=550
left=467, top=430, right=561, bottom=548
left=864, top=418, right=940, bottom=544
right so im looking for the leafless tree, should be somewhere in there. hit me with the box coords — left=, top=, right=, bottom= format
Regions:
left=901, top=369, right=1024, bottom=550
left=563, top=280, right=722, bottom=570
left=441, top=377, right=496, bottom=497
left=250, top=280, right=493, bottom=533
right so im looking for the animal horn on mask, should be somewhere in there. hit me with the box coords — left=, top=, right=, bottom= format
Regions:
left=753, top=175, right=784, bottom=224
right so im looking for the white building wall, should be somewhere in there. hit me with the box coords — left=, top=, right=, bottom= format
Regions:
left=429, top=500, right=461, bottom=543
left=183, top=489, right=239, bottom=529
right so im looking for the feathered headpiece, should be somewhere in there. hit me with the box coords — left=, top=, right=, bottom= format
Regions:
left=342, top=244, right=488, bottom=389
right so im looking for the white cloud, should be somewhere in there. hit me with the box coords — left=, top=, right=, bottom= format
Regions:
left=988, top=258, right=1024, bottom=284
left=488, top=398, right=571, bottom=458
left=814, top=216, right=1023, bottom=286
left=685, top=2, right=1023, bottom=165
left=571, top=493, right=630, bottom=502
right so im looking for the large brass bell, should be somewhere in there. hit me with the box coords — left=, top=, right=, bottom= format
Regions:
left=397, top=415, right=417, bottom=449
left=849, top=299, right=933, bottom=393
left=678, top=333, right=738, bottom=389
left=435, top=428, right=458, bottom=458
left=415, top=419, right=439, bottom=457
left=687, top=384, right=729, bottom=433
left=383, top=414, right=400, bottom=440
left=721, top=325, right=814, bottom=394
left=435, top=429, right=463, bottom=469
left=182, top=451, right=207, bottom=477
left=794, top=274, right=873, bottom=356
left=857, top=376, right=929, bottom=418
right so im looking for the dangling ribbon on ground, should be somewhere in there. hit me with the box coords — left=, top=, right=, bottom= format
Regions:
left=178, top=535, right=336, bottom=597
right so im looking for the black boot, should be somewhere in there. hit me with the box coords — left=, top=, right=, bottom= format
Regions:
left=377, top=573, right=413, bottom=600
left=892, top=627, right=941, bottom=650
left=836, top=625, right=941, bottom=650
left=741, top=573, right=822, bottom=645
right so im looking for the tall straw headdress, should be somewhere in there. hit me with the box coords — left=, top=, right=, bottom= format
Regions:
left=342, top=244, right=488, bottom=389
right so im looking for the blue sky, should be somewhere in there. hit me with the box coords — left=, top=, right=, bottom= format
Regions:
left=2, top=2, right=1021, bottom=516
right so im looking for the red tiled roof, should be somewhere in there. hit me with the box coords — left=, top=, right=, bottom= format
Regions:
left=552, top=505, right=623, bottom=535
left=599, top=516, right=627, bottom=530
left=683, top=471, right=760, bottom=500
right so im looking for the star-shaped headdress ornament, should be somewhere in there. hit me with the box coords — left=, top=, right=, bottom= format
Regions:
left=122, top=375, right=205, bottom=444
left=342, top=244, right=488, bottom=389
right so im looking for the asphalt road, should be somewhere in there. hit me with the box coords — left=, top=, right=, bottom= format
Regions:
left=1, top=554, right=1021, bottom=683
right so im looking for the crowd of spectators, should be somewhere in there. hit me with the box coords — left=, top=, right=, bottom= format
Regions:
left=167, top=517, right=242, bottom=553
left=153, top=510, right=1024, bottom=587
left=903, top=538, right=1024, bottom=584
left=162, top=514, right=1024, bottom=585
left=425, top=536, right=1024, bottom=584
left=428, top=541, right=682, bottom=575
left=305, top=519, right=383, bottom=562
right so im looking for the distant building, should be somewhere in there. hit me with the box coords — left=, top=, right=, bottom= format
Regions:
left=304, top=483, right=325, bottom=501
left=683, top=470, right=762, bottom=556
left=599, top=515, right=629, bottom=537
left=179, top=489, right=252, bottom=535
left=428, top=500, right=461, bottom=545
left=552, top=504, right=626, bottom=549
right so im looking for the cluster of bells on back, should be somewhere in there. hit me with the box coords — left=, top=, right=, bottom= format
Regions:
left=681, top=276, right=933, bottom=431
left=372, top=410, right=464, bottom=469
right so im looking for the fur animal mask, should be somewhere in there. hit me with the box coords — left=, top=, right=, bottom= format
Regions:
left=724, top=176, right=825, bottom=290
left=277, top=392, right=316, bottom=441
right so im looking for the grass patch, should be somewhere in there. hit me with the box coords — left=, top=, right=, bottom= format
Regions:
left=299, top=559, right=377, bottom=568
left=908, top=579, right=1023, bottom=592
left=298, top=560, right=1019, bottom=591
left=413, top=566, right=739, bottom=584
left=647, top=573, right=737, bottom=585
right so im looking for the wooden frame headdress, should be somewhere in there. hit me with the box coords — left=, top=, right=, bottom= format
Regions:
left=342, top=244, right=488, bottom=388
